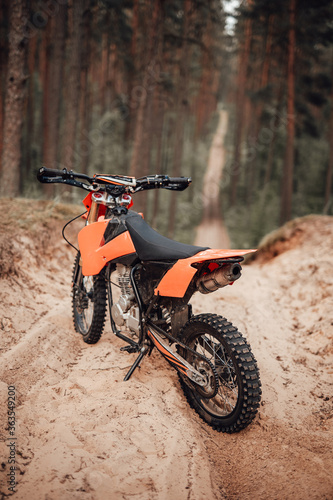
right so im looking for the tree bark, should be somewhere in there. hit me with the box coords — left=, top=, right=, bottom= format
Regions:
left=79, top=7, right=92, bottom=175
left=280, top=0, right=296, bottom=225
left=0, top=80, right=3, bottom=177
left=124, top=0, right=139, bottom=144
left=246, top=14, right=274, bottom=203
left=60, top=0, right=86, bottom=173
left=0, top=0, right=28, bottom=197
left=151, top=97, right=166, bottom=228
left=129, top=0, right=163, bottom=217
left=167, top=0, right=191, bottom=238
left=0, top=3, right=9, bottom=177
left=22, top=32, right=37, bottom=186
left=129, top=2, right=154, bottom=177
left=263, top=81, right=284, bottom=187
left=41, top=25, right=51, bottom=192
left=229, top=2, right=253, bottom=206
left=43, top=4, right=66, bottom=176
left=324, top=60, right=333, bottom=214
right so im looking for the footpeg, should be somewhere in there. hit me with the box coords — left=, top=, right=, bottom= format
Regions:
left=120, top=345, right=140, bottom=354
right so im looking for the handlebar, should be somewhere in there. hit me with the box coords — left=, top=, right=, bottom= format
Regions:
left=37, top=167, right=67, bottom=180
left=169, top=177, right=188, bottom=183
left=37, top=167, right=92, bottom=183
left=168, top=177, right=191, bottom=190
left=37, top=167, right=191, bottom=194
left=136, top=175, right=191, bottom=192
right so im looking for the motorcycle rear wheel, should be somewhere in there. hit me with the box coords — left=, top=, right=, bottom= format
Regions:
left=179, top=313, right=261, bottom=433
left=72, top=252, right=107, bottom=344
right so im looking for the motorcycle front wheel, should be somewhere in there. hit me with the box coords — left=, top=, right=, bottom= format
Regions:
left=72, top=252, right=107, bottom=344
left=179, top=313, right=261, bottom=433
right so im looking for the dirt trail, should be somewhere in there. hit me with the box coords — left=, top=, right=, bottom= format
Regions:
left=195, top=109, right=230, bottom=249
left=0, top=204, right=333, bottom=500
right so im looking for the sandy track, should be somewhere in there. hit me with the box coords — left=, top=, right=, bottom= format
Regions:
left=1, top=211, right=333, bottom=499
left=195, top=109, right=230, bottom=249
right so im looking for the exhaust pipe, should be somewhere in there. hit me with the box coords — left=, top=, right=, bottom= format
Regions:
left=196, top=263, right=242, bottom=294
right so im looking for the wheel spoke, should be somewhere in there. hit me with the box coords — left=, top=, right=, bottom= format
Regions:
left=188, top=333, right=239, bottom=416
left=199, top=335, right=238, bottom=395
left=178, top=314, right=261, bottom=432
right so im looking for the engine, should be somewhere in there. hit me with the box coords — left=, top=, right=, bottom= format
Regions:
left=111, top=265, right=140, bottom=334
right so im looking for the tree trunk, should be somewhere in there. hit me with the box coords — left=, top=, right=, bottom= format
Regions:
left=0, top=3, right=9, bottom=177
left=129, top=0, right=162, bottom=193
left=167, top=0, right=191, bottom=238
left=195, top=35, right=211, bottom=142
left=60, top=0, right=86, bottom=174
left=280, top=0, right=296, bottom=225
left=324, top=61, right=333, bottom=214
left=43, top=4, right=66, bottom=177
left=229, top=2, right=253, bottom=206
left=124, top=0, right=139, bottom=144
left=263, top=82, right=284, bottom=187
left=151, top=98, right=166, bottom=228
left=0, top=80, right=3, bottom=177
left=0, top=0, right=28, bottom=197
left=100, top=13, right=110, bottom=112
left=140, top=3, right=164, bottom=217
left=246, top=14, right=274, bottom=203
left=41, top=25, right=51, bottom=193
left=79, top=7, right=92, bottom=175
left=23, top=32, right=37, bottom=186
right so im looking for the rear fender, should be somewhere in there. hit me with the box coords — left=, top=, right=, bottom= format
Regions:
left=78, top=220, right=136, bottom=276
left=154, top=249, right=256, bottom=298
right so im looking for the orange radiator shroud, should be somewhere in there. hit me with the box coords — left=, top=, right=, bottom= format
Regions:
left=78, top=220, right=136, bottom=276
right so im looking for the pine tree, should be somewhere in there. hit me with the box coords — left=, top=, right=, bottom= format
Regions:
left=0, top=0, right=28, bottom=196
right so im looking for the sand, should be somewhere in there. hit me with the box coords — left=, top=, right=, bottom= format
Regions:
left=0, top=206, right=332, bottom=500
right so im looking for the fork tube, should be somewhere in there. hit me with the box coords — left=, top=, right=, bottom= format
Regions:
left=87, top=200, right=99, bottom=224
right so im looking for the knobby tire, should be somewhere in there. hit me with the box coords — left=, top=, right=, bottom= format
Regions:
left=72, top=252, right=107, bottom=344
left=179, top=313, right=262, bottom=433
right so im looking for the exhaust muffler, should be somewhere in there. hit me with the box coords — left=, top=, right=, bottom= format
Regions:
left=196, top=263, right=242, bottom=294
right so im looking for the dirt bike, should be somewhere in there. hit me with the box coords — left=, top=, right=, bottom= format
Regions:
left=37, top=166, right=261, bottom=433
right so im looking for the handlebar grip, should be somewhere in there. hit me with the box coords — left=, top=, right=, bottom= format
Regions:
left=168, top=177, right=191, bottom=185
left=37, top=166, right=68, bottom=182
left=160, top=176, right=191, bottom=191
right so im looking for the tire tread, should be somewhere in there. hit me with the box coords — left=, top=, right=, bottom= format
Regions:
left=72, top=253, right=107, bottom=344
left=179, top=313, right=262, bottom=433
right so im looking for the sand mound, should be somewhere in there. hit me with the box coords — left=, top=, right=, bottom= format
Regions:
left=248, top=215, right=333, bottom=263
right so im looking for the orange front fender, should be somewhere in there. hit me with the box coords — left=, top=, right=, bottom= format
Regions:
left=78, top=220, right=136, bottom=276
left=154, top=249, right=256, bottom=298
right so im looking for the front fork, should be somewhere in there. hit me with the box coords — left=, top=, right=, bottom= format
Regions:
left=87, top=199, right=100, bottom=224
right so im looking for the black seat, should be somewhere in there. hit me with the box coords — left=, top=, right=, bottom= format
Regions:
left=125, top=212, right=208, bottom=261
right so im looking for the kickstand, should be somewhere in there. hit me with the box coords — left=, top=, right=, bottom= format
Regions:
left=123, top=346, right=148, bottom=381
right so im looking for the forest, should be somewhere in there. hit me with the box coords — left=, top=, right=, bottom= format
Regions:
left=0, top=0, right=333, bottom=247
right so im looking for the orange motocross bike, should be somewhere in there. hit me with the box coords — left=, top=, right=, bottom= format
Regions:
left=37, top=167, right=261, bottom=433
